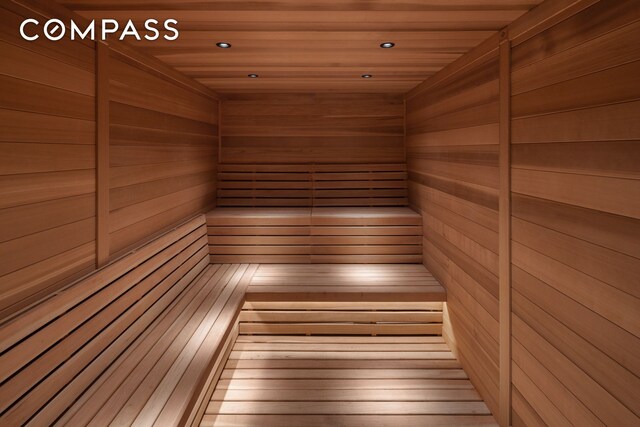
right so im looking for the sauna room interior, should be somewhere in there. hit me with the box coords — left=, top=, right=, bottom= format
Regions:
left=0, top=0, right=638, bottom=426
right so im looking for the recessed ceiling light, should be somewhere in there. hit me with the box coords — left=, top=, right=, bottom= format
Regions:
left=248, top=74, right=259, bottom=78
left=361, top=74, right=372, bottom=79
left=380, top=42, right=395, bottom=48
left=216, top=42, right=231, bottom=48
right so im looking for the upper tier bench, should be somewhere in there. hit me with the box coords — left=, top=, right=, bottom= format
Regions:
left=207, top=207, right=423, bottom=263
left=209, top=163, right=423, bottom=263
left=216, top=163, right=409, bottom=207
left=0, top=215, right=255, bottom=426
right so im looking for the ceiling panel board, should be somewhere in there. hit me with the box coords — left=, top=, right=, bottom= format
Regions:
left=61, top=0, right=543, bottom=94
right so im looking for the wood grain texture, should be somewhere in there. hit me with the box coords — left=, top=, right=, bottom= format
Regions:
left=245, top=263, right=445, bottom=306
left=201, top=334, right=496, bottom=426
left=217, top=163, right=408, bottom=207
left=107, top=47, right=219, bottom=256
left=58, top=263, right=257, bottom=427
left=96, top=42, right=110, bottom=267
left=406, top=36, right=501, bottom=418
left=207, top=208, right=423, bottom=264
left=498, top=36, right=511, bottom=427
left=221, top=93, right=404, bottom=164
left=509, top=1, right=640, bottom=424
left=1, top=0, right=221, bottom=316
left=0, top=216, right=212, bottom=425
left=62, top=0, right=541, bottom=94
left=0, top=1, right=96, bottom=318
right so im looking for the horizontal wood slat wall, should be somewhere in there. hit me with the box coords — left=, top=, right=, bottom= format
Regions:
left=407, top=1, right=640, bottom=424
left=0, top=1, right=96, bottom=317
left=217, top=163, right=408, bottom=207
left=405, top=37, right=501, bottom=417
left=220, top=93, right=404, bottom=164
left=509, top=1, right=640, bottom=425
left=108, top=47, right=219, bottom=256
left=0, top=0, right=220, bottom=320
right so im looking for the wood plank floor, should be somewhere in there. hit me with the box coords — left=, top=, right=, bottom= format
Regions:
left=200, top=335, right=496, bottom=426
left=246, top=264, right=446, bottom=302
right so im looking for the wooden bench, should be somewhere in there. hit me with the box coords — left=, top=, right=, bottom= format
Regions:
left=246, top=263, right=446, bottom=303
left=209, top=163, right=422, bottom=263
left=216, top=163, right=409, bottom=207
left=207, top=207, right=423, bottom=263
left=0, top=214, right=256, bottom=426
left=311, top=207, right=423, bottom=263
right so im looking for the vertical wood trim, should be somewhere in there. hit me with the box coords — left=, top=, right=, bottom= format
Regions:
left=218, top=99, right=223, bottom=165
left=96, top=41, right=110, bottom=267
left=498, top=32, right=512, bottom=427
left=403, top=97, right=407, bottom=165
left=216, top=98, right=222, bottom=207
left=508, top=0, right=598, bottom=47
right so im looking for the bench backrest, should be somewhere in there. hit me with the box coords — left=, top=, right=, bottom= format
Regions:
left=0, top=215, right=209, bottom=425
left=217, top=163, right=408, bottom=207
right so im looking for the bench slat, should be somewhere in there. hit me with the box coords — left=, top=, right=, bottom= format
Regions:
left=51, top=262, right=220, bottom=426
left=102, top=265, right=246, bottom=426
left=206, top=207, right=422, bottom=264
left=0, top=214, right=256, bottom=427
left=152, top=264, right=258, bottom=426
left=0, top=215, right=206, bottom=352
left=0, top=245, right=209, bottom=424
left=0, top=226, right=206, bottom=384
left=216, top=163, right=409, bottom=207
left=31, top=255, right=212, bottom=427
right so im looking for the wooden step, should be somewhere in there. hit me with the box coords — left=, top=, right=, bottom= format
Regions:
left=245, top=264, right=446, bottom=303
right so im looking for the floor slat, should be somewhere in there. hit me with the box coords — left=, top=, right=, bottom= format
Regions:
left=201, top=334, right=496, bottom=426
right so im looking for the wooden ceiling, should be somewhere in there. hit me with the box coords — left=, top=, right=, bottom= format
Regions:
left=61, top=1, right=542, bottom=94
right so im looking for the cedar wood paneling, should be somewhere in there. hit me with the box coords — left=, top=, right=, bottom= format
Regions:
left=406, top=0, right=640, bottom=425
left=1, top=0, right=638, bottom=425
left=405, top=38, right=501, bottom=416
left=0, top=2, right=96, bottom=317
left=0, top=0, right=219, bottom=319
left=509, top=1, right=640, bottom=425
left=107, top=48, right=219, bottom=256
left=220, top=93, right=404, bottom=164
left=61, top=0, right=543, bottom=95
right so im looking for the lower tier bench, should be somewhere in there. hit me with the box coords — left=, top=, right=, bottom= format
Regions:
left=57, top=263, right=256, bottom=427
left=206, top=207, right=423, bottom=263
left=0, top=214, right=256, bottom=426
left=246, top=264, right=445, bottom=302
